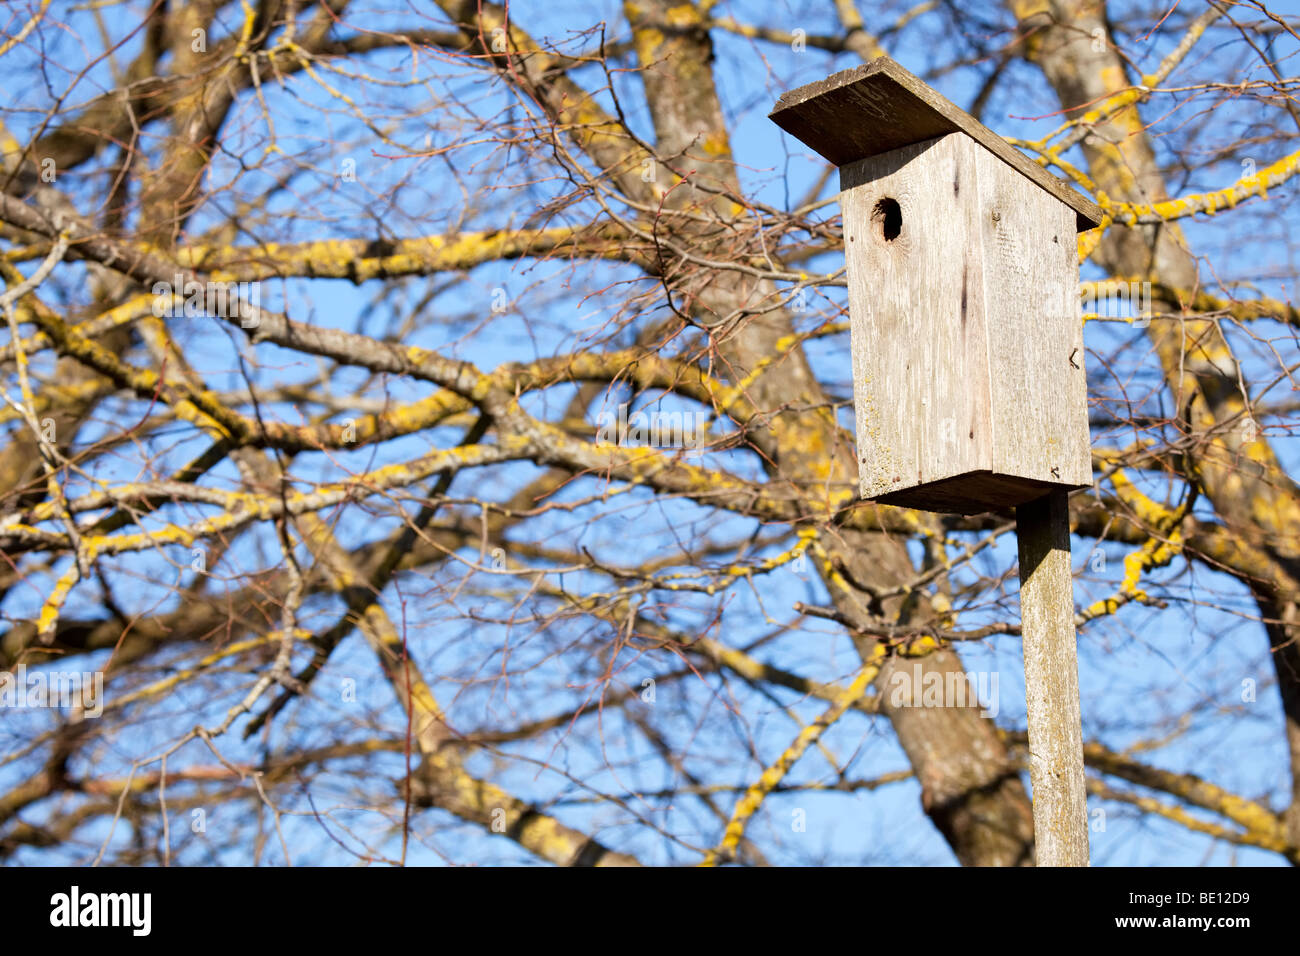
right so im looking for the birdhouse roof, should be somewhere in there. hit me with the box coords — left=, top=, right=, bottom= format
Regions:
left=770, top=56, right=1103, bottom=231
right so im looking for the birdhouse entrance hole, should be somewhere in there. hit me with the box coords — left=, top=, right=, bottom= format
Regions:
left=872, top=197, right=901, bottom=241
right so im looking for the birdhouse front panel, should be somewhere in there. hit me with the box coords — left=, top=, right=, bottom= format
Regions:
left=841, top=132, right=1091, bottom=514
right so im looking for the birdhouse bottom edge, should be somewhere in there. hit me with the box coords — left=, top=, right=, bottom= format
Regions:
left=866, top=470, right=1089, bottom=515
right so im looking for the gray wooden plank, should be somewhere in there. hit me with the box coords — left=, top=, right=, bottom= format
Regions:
left=842, top=133, right=990, bottom=504
left=975, top=145, right=1093, bottom=489
left=1017, top=489, right=1090, bottom=866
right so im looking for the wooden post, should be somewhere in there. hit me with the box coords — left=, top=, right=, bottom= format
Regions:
left=1017, top=490, right=1089, bottom=865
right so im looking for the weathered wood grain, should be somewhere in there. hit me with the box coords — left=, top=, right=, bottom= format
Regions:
left=1017, top=490, right=1090, bottom=866
left=770, top=56, right=1103, bottom=230
left=842, top=134, right=989, bottom=507
left=978, top=146, right=1093, bottom=490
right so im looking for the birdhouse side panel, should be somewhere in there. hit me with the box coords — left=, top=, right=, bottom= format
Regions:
left=840, top=134, right=992, bottom=501
left=975, top=151, right=1092, bottom=489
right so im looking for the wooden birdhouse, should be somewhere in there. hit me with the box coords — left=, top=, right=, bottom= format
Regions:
left=771, top=57, right=1103, bottom=514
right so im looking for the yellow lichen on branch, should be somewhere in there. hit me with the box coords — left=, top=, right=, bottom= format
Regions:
left=698, top=645, right=885, bottom=866
left=1079, top=471, right=1190, bottom=624
left=174, top=224, right=637, bottom=282
left=1098, top=148, right=1300, bottom=226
